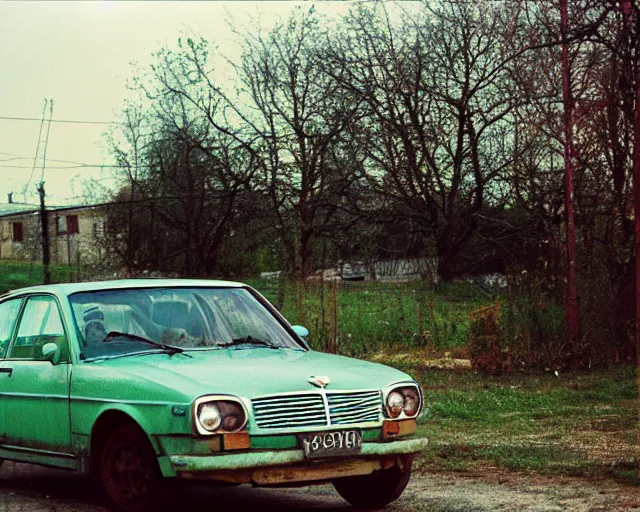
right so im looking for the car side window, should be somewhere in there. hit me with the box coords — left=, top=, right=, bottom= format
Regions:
left=10, top=296, right=69, bottom=362
left=0, top=298, right=22, bottom=359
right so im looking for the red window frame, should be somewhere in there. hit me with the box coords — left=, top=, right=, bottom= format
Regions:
left=57, top=215, right=79, bottom=236
left=12, top=222, right=23, bottom=242
left=66, top=215, right=79, bottom=235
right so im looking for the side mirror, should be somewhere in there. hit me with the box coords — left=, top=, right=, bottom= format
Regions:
left=291, top=325, right=309, bottom=338
left=42, top=342, right=60, bottom=364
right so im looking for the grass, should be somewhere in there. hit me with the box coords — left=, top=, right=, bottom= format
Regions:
left=387, top=360, right=638, bottom=479
left=248, top=278, right=491, bottom=357
left=0, top=260, right=81, bottom=293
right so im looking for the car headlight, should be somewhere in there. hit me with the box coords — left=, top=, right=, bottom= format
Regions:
left=194, top=396, right=248, bottom=435
left=387, top=391, right=405, bottom=418
left=402, top=387, right=421, bottom=417
left=199, top=403, right=222, bottom=431
left=385, top=384, right=422, bottom=419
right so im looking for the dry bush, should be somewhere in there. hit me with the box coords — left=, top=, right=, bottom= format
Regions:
left=469, top=273, right=568, bottom=374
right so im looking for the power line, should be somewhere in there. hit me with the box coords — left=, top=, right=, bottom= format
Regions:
left=0, top=150, right=111, bottom=167
left=4, top=193, right=239, bottom=212
left=0, top=164, right=124, bottom=169
left=0, top=156, right=95, bottom=166
left=0, top=115, right=113, bottom=125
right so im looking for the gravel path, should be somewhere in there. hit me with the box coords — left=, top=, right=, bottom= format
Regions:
left=1, top=461, right=639, bottom=511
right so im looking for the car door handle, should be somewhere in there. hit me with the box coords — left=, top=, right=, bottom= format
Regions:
left=0, top=368, right=12, bottom=377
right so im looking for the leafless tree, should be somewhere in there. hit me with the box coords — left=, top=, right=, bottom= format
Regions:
left=231, top=7, right=365, bottom=278
left=324, top=1, right=531, bottom=280
left=106, top=44, right=260, bottom=276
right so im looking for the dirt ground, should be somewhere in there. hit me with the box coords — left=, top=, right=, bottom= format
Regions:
left=1, top=461, right=640, bottom=512
left=401, top=469, right=640, bottom=512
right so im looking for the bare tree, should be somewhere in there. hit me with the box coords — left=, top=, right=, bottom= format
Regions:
left=106, top=43, right=260, bottom=276
left=232, top=7, right=364, bottom=278
left=323, top=1, right=533, bottom=280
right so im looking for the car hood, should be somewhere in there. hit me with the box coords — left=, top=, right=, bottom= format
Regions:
left=95, top=348, right=414, bottom=400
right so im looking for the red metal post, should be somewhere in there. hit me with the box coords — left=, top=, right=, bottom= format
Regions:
left=616, top=0, right=640, bottom=477
left=560, top=0, right=580, bottom=352
left=634, top=40, right=640, bottom=482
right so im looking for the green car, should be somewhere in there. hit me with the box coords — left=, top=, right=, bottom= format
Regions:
left=0, top=279, right=428, bottom=511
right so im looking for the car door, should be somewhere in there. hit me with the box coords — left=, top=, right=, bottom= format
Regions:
left=1, top=294, right=72, bottom=455
left=0, top=296, right=24, bottom=444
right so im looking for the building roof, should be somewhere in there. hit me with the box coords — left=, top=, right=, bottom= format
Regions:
left=44, top=202, right=108, bottom=213
left=0, top=201, right=108, bottom=219
left=2, top=278, right=246, bottom=298
left=0, top=203, right=40, bottom=217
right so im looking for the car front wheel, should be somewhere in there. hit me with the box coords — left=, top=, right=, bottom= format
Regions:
left=99, top=423, right=163, bottom=512
left=332, top=459, right=412, bottom=510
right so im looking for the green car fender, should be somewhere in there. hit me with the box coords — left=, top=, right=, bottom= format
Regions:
left=100, top=403, right=163, bottom=450
left=70, top=382, right=194, bottom=459
left=72, top=400, right=193, bottom=460
left=70, top=363, right=195, bottom=456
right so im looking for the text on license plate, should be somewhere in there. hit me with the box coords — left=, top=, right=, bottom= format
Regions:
left=299, top=430, right=363, bottom=458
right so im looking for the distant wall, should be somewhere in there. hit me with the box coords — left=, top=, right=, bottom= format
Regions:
left=312, top=257, right=439, bottom=284
left=51, top=208, right=106, bottom=266
left=0, top=207, right=106, bottom=265
left=371, top=258, right=439, bottom=283
left=0, top=212, right=40, bottom=261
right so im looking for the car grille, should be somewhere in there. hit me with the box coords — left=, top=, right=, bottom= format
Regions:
left=252, top=390, right=382, bottom=430
left=327, top=390, right=382, bottom=425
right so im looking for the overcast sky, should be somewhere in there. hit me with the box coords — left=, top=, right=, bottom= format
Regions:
left=0, top=1, right=351, bottom=206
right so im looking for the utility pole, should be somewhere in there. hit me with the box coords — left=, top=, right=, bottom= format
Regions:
left=31, top=99, right=54, bottom=284
left=560, top=0, right=580, bottom=354
left=37, top=183, right=51, bottom=284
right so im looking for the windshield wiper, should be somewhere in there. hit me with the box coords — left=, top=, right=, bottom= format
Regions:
left=102, top=331, right=192, bottom=357
left=217, top=336, right=281, bottom=350
left=81, top=350, right=174, bottom=363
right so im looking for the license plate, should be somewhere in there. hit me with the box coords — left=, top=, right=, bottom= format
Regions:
left=299, top=430, right=363, bottom=458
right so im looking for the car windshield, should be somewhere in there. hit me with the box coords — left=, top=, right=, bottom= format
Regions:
left=68, top=287, right=302, bottom=360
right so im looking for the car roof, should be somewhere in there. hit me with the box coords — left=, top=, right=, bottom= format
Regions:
left=2, top=278, right=246, bottom=299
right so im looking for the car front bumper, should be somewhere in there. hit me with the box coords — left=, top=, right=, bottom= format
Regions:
left=158, top=437, right=428, bottom=485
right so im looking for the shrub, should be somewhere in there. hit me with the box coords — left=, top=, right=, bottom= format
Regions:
left=468, top=303, right=511, bottom=375
left=469, top=273, right=568, bottom=374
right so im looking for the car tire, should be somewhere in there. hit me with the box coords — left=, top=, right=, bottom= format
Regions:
left=98, top=423, right=164, bottom=512
left=332, top=460, right=412, bottom=510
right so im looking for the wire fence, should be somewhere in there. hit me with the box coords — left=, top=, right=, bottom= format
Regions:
left=0, top=256, right=495, bottom=357
left=246, top=278, right=493, bottom=357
